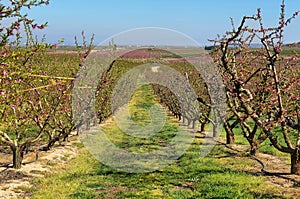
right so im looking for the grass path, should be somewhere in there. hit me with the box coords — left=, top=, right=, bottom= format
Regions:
left=29, top=84, right=291, bottom=199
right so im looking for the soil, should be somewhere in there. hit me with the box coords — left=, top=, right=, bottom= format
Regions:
left=0, top=135, right=81, bottom=199
left=221, top=143, right=300, bottom=199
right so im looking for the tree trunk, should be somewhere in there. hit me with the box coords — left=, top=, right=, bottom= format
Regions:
left=226, top=130, right=235, bottom=145
left=86, top=120, right=90, bottom=130
left=291, top=148, right=300, bottom=175
left=187, top=119, right=191, bottom=128
left=213, top=123, right=218, bottom=137
left=224, top=120, right=235, bottom=144
left=76, top=127, right=81, bottom=135
left=46, top=135, right=64, bottom=151
left=178, top=114, right=181, bottom=121
left=212, top=110, right=219, bottom=137
left=46, top=139, right=56, bottom=151
left=11, top=145, right=23, bottom=169
left=249, top=142, right=258, bottom=156
left=63, top=133, right=69, bottom=142
left=200, top=122, right=206, bottom=132
left=192, top=120, right=196, bottom=129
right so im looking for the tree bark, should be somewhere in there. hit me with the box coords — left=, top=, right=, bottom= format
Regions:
left=182, top=117, right=186, bottom=125
left=226, top=131, right=235, bottom=145
left=200, top=122, right=206, bottom=133
left=11, top=145, right=23, bottom=169
left=46, top=138, right=58, bottom=151
left=192, top=120, right=196, bottom=129
left=291, top=148, right=300, bottom=175
left=213, top=123, right=218, bottom=137
left=249, top=143, right=258, bottom=156
left=224, top=120, right=235, bottom=144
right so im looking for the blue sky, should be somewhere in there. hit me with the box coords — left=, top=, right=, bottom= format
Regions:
left=24, top=0, right=300, bottom=46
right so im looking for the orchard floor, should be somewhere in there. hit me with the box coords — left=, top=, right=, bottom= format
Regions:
left=0, top=134, right=300, bottom=198
left=1, top=84, right=299, bottom=198
left=0, top=136, right=81, bottom=199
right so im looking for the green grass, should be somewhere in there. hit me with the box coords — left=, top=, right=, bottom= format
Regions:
left=281, top=48, right=300, bottom=56
left=258, top=127, right=297, bottom=157
left=29, top=146, right=284, bottom=199
left=28, top=83, right=286, bottom=199
left=220, top=119, right=296, bottom=158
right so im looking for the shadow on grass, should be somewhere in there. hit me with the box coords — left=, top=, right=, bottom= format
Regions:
left=0, top=169, right=31, bottom=184
left=62, top=152, right=286, bottom=198
left=210, top=142, right=300, bottom=190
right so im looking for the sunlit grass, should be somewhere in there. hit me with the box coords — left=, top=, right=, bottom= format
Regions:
left=29, top=146, right=283, bottom=199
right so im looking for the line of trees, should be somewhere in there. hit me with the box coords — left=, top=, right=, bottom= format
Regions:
left=0, top=0, right=94, bottom=169
left=209, top=1, right=300, bottom=174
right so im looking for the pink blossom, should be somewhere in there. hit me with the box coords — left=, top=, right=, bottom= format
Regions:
left=10, top=104, right=17, bottom=111
left=2, top=70, right=8, bottom=77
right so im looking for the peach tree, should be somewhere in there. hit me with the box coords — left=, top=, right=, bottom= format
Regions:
left=0, top=0, right=54, bottom=169
left=210, top=1, right=300, bottom=174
